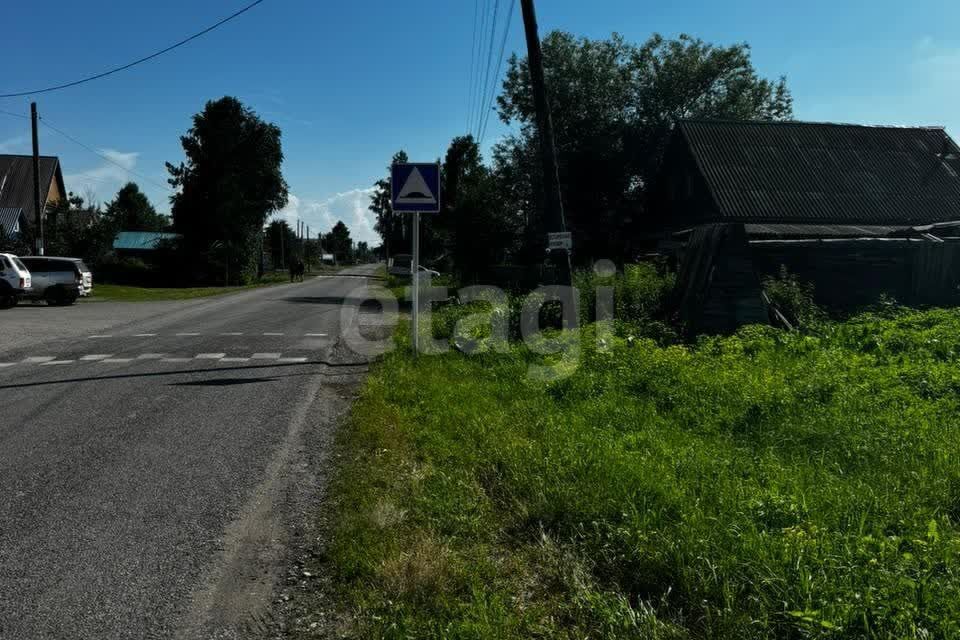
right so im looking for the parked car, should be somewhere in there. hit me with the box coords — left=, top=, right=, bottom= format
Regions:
left=19, top=256, right=91, bottom=306
left=388, top=254, right=441, bottom=278
left=0, top=253, right=31, bottom=309
left=389, top=254, right=412, bottom=277
left=72, top=258, right=93, bottom=297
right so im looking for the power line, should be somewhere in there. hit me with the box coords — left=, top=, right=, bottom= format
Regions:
left=477, top=0, right=501, bottom=140
left=479, top=0, right=517, bottom=145
left=466, top=0, right=481, bottom=135
left=0, top=107, right=29, bottom=120
left=0, top=0, right=268, bottom=98
left=471, top=0, right=492, bottom=138
left=39, top=117, right=174, bottom=193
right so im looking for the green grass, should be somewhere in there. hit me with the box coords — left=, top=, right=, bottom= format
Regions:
left=87, top=269, right=339, bottom=302
left=318, top=306, right=960, bottom=639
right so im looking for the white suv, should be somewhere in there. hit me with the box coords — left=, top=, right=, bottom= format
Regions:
left=0, top=253, right=31, bottom=309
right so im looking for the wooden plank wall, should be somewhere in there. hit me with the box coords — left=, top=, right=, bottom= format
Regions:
left=752, top=240, right=960, bottom=310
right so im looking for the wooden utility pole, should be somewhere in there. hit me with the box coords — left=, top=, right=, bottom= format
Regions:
left=519, top=0, right=571, bottom=285
left=31, top=103, right=44, bottom=256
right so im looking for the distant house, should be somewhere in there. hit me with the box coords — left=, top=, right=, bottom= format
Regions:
left=0, top=155, right=66, bottom=236
left=113, top=231, right=182, bottom=257
left=649, top=120, right=960, bottom=333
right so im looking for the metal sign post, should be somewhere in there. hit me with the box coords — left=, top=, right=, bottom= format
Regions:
left=391, top=163, right=441, bottom=356
left=411, top=211, right=421, bottom=355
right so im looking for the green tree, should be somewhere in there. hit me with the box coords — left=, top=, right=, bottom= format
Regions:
left=265, top=219, right=297, bottom=269
left=167, top=97, right=289, bottom=284
left=355, top=241, right=371, bottom=263
left=104, top=182, right=167, bottom=232
left=496, top=32, right=792, bottom=262
left=43, top=193, right=114, bottom=263
left=438, top=135, right=520, bottom=281
left=370, top=151, right=408, bottom=261
left=323, top=221, right=353, bottom=264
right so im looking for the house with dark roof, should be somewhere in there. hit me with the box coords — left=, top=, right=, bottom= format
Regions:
left=649, top=120, right=960, bottom=333
left=0, top=155, right=66, bottom=238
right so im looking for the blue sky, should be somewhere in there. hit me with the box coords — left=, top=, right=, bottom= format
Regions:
left=1, top=0, right=959, bottom=245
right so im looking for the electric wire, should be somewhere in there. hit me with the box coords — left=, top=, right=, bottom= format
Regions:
left=0, top=0, right=268, bottom=98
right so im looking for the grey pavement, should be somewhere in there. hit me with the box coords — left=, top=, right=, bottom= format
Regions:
left=0, top=264, right=391, bottom=639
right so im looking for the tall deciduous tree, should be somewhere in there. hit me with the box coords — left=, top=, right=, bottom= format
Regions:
left=496, top=32, right=792, bottom=262
left=323, top=221, right=353, bottom=264
left=370, top=151, right=408, bottom=261
left=265, top=219, right=297, bottom=269
left=104, top=182, right=167, bottom=232
left=438, top=135, right=520, bottom=281
left=167, top=97, right=289, bottom=284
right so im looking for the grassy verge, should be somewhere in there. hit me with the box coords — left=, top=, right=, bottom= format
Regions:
left=316, top=306, right=960, bottom=639
left=87, top=269, right=343, bottom=302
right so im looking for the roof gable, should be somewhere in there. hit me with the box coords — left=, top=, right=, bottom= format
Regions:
left=0, top=155, right=64, bottom=224
left=676, top=120, right=960, bottom=225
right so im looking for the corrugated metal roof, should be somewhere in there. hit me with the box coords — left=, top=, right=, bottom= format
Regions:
left=0, top=207, right=25, bottom=236
left=0, top=155, right=63, bottom=224
left=113, top=231, right=181, bottom=251
left=678, top=120, right=960, bottom=225
left=744, top=223, right=914, bottom=239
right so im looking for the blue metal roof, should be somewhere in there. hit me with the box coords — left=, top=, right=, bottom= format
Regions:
left=113, top=231, right=181, bottom=251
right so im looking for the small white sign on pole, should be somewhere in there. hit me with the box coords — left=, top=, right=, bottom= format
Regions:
left=547, top=231, right=572, bottom=251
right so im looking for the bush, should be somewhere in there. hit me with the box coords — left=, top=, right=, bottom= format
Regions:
left=763, top=265, right=827, bottom=329
left=93, top=256, right=164, bottom=286
left=576, top=262, right=677, bottom=337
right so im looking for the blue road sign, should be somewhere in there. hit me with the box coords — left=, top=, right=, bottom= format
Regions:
left=391, top=163, right=441, bottom=213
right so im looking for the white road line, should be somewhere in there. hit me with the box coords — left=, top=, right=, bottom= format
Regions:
left=176, top=333, right=202, bottom=337
left=305, top=333, right=328, bottom=337
left=220, top=357, right=250, bottom=363
left=0, top=363, right=16, bottom=368
left=80, top=354, right=113, bottom=361
left=161, top=358, right=192, bottom=363
left=42, top=360, right=74, bottom=366
left=102, top=359, right=133, bottom=364
left=221, top=332, right=244, bottom=336
left=137, top=354, right=166, bottom=360
left=278, top=357, right=308, bottom=363
left=23, top=357, right=56, bottom=363
left=134, top=333, right=158, bottom=337
left=196, top=353, right=226, bottom=360
left=88, top=335, right=113, bottom=339
left=251, top=353, right=281, bottom=360
left=263, top=332, right=284, bottom=336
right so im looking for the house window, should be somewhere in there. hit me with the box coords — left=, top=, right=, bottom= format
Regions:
left=13, top=220, right=19, bottom=233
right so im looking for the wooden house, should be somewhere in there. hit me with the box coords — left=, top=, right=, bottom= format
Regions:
left=648, top=120, right=960, bottom=333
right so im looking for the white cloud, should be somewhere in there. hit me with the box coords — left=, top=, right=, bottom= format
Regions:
left=64, top=149, right=141, bottom=203
left=275, top=187, right=379, bottom=245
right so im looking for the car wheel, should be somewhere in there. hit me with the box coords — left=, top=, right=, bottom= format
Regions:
left=0, top=295, right=13, bottom=310
left=45, top=290, right=63, bottom=306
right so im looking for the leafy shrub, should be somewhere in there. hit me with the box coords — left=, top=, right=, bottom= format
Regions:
left=576, top=262, right=676, bottom=337
left=763, top=265, right=827, bottom=329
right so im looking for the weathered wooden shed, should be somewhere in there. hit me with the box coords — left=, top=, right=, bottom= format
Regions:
left=649, top=120, right=960, bottom=331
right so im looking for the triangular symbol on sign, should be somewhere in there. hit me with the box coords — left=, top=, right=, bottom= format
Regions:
left=396, top=168, right=437, bottom=205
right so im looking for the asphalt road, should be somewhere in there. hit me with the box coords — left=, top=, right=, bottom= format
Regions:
left=0, top=264, right=390, bottom=639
